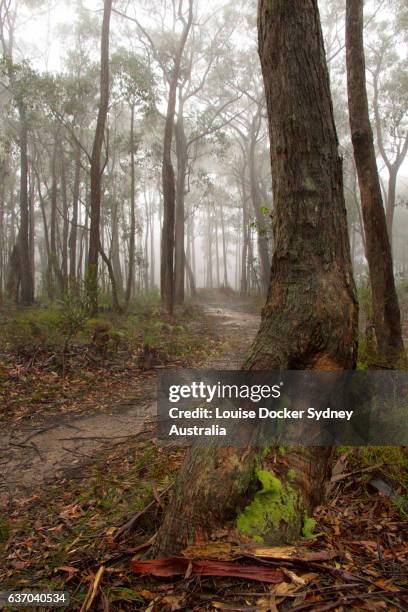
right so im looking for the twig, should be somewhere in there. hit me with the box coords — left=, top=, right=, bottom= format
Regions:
left=79, top=565, right=105, bottom=612
left=113, top=483, right=173, bottom=541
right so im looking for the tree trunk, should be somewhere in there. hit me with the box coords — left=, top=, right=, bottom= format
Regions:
left=125, top=104, right=136, bottom=307
left=69, top=141, right=81, bottom=292
left=220, top=199, right=228, bottom=287
left=160, top=0, right=193, bottom=314
left=386, top=168, right=397, bottom=250
left=17, top=105, right=34, bottom=304
left=249, top=112, right=270, bottom=295
left=87, top=0, right=112, bottom=315
left=50, top=142, right=64, bottom=295
left=346, top=0, right=405, bottom=367
left=60, top=147, right=69, bottom=293
left=215, top=210, right=220, bottom=288
left=150, top=0, right=358, bottom=557
left=240, top=184, right=249, bottom=296
left=174, top=102, right=188, bottom=304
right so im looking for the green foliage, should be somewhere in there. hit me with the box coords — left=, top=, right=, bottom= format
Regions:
left=111, top=49, right=157, bottom=111
left=57, top=293, right=89, bottom=351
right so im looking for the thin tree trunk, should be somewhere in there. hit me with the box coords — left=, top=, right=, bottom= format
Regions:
left=160, top=0, right=193, bottom=313
left=50, top=142, right=64, bottom=295
left=125, top=104, right=136, bottom=307
left=386, top=168, right=397, bottom=250
left=346, top=0, right=405, bottom=367
left=220, top=200, right=228, bottom=287
left=69, top=141, right=81, bottom=292
left=248, top=112, right=270, bottom=295
left=60, top=147, right=69, bottom=293
left=16, top=105, right=34, bottom=304
left=174, top=100, right=188, bottom=303
left=215, top=210, right=220, bottom=288
left=87, top=0, right=112, bottom=314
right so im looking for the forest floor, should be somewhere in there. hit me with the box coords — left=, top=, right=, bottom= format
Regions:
left=0, top=290, right=259, bottom=496
left=0, top=291, right=407, bottom=611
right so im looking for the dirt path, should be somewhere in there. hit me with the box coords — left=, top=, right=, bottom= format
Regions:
left=0, top=295, right=260, bottom=498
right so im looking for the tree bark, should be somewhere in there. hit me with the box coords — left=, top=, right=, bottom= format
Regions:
left=60, top=146, right=69, bottom=293
left=346, top=0, right=405, bottom=367
left=150, top=0, right=358, bottom=557
left=17, top=104, right=34, bottom=304
left=87, top=0, right=112, bottom=315
left=160, top=0, right=193, bottom=314
left=69, top=141, right=81, bottom=293
left=174, top=100, right=188, bottom=304
left=220, top=200, right=228, bottom=287
left=125, top=104, right=136, bottom=307
left=249, top=111, right=270, bottom=295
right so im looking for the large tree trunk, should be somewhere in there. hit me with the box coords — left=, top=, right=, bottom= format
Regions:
left=346, top=0, right=405, bottom=367
left=87, top=0, right=112, bottom=315
left=160, top=0, right=193, bottom=314
left=150, top=0, right=358, bottom=558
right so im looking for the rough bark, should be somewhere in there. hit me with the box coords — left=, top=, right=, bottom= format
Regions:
left=346, top=0, right=405, bottom=367
left=87, top=0, right=112, bottom=315
left=160, top=0, right=193, bottom=314
left=150, top=0, right=358, bottom=558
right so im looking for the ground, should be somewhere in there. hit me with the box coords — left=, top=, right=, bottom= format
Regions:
left=0, top=291, right=407, bottom=611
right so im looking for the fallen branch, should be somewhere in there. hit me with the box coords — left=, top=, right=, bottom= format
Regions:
left=113, top=483, right=173, bottom=541
left=79, top=565, right=105, bottom=612
left=131, top=557, right=285, bottom=583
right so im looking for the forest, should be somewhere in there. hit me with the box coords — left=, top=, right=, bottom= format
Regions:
left=0, top=0, right=407, bottom=609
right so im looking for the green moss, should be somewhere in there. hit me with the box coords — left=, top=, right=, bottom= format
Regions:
left=302, top=516, right=316, bottom=538
left=287, top=468, right=296, bottom=481
left=236, top=469, right=299, bottom=542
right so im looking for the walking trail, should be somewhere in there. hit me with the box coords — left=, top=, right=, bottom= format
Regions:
left=0, top=294, right=260, bottom=498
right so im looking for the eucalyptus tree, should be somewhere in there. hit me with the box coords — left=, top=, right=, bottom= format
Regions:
left=87, top=0, right=113, bottom=315
left=366, top=14, right=408, bottom=246
left=151, top=0, right=358, bottom=555
left=0, top=0, right=35, bottom=303
left=111, top=49, right=155, bottom=306
left=346, top=0, right=405, bottom=367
